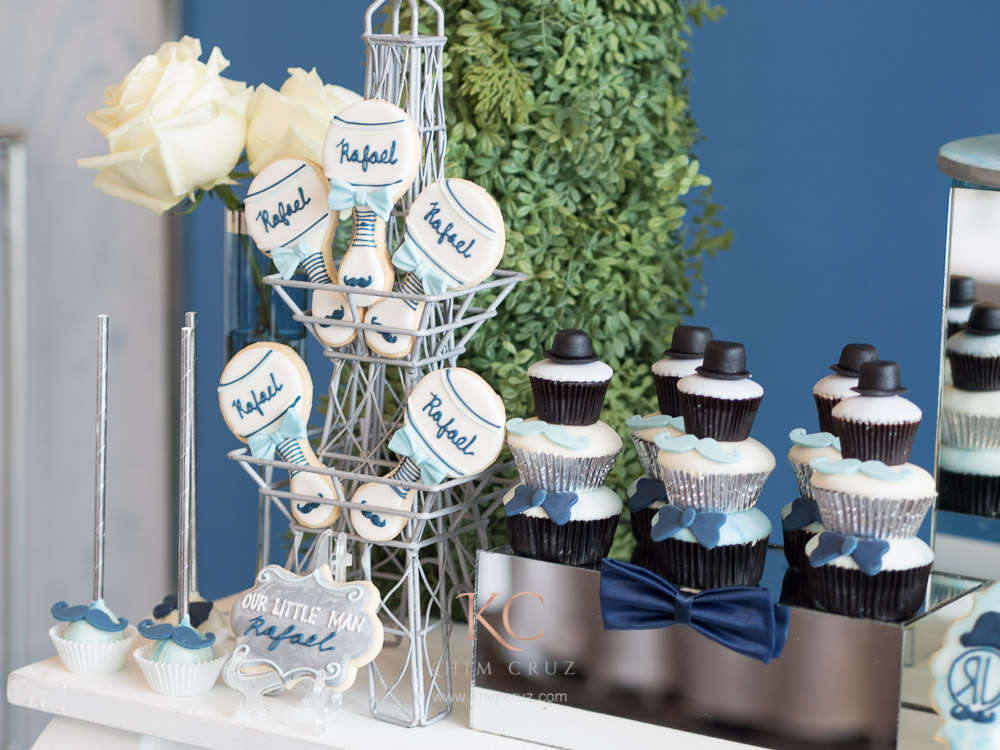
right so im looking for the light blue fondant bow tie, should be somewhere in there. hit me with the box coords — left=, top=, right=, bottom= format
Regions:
left=328, top=178, right=395, bottom=222
left=808, top=531, right=889, bottom=576
left=600, top=558, right=790, bottom=664
left=628, top=477, right=669, bottom=512
left=271, top=240, right=314, bottom=280
left=388, top=424, right=450, bottom=485
left=247, top=409, right=307, bottom=460
left=393, top=238, right=454, bottom=296
left=651, top=505, right=726, bottom=549
left=504, top=485, right=579, bottom=525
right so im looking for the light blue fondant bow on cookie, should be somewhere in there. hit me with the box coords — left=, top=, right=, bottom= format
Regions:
left=393, top=237, right=455, bottom=296
left=504, top=485, right=579, bottom=526
left=651, top=505, right=726, bottom=549
left=247, top=409, right=307, bottom=461
left=655, top=433, right=743, bottom=463
left=506, top=418, right=590, bottom=450
left=808, top=531, right=889, bottom=576
left=809, top=457, right=912, bottom=480
left=388, top=424, right=451, bottom=485
left=328, top=178, right=395, bottom=222
left=271, top=240, right=315, bottom=280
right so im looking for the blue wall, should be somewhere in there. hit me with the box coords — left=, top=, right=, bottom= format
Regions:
left=184, top=2, right=1000, bottom=596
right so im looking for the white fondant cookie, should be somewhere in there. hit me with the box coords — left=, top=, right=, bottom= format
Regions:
left=322, top=99, right=421, bottom=306
left=364, top=179, right=506, bottom=358
left=218, top=343, right=339, bottom=528
left=245, top=158, right=354, bottom=348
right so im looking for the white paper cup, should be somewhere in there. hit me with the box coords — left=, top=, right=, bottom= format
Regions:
left=49, top=623, right=138, bottom=675
left=133, top=643, right=227, bottom=696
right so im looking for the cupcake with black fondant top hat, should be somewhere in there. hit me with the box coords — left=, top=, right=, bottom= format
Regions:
left=652, top=325, right=712, bottom=417
left=946, top=275, right=977, bottom=338
left=528, top=329, right=612, bottom=426
left=831, top=361, right=921, bottom=466
left=947, top=302, right=1000, bottom=392
left=812, top=343, right=879, bottom=435
left=676, top=340, right=763, bottom=442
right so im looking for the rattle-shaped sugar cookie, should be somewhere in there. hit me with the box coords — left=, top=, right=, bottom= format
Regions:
left=219, top=343, right=339, bottom=529
left=245, top=158, right=355, bottom=348
left=322, top=99, right=420, bottom=307
left=349, top=368, right=506, bottom=541
left=363, top=179, right=506, bottom=358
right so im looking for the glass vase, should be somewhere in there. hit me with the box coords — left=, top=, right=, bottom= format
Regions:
left=223, top=206, right=307, bottom=361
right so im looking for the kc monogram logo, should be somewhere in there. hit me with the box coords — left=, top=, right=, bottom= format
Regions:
left=455, top=592, right=544, bottom=652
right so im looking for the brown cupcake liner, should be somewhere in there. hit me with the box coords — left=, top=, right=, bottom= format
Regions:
left=834, top=418, right=919, bottom=466
left=783, top=527, right=819, bottom=572
left=804, top=561, right=931, bottom=622
left=651, top=537, right=768, bottom=589
left=788, top=456, right=817, bottom=501
left=659, top=469, right=772, bottom=513
left=629, top=545, right=659, bottom=573
left=509, top=447, right=619, bottom=491
left=813, top=488, right=934, bottom=539
left=679, top=393, right=762, bottom=442
left=948, top=352, right=1000, bottom=392
left=629, top=506, right=660, bottom=549
left=813, top=394, right=841, bottom=436
left=779, top=569, right=814, bottom=609
left=939, top=410, right=1000, bottom=451
left=938, top=468, right=1000, bottom=518
left=506, top=513, right=619, bottom=567
left=653, top=374, right=683, bottom=417
left=630, top=435, right=662, bottom=480
left=529, top=377, right=608, bottom=426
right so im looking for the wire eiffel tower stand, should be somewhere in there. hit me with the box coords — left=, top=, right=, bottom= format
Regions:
left=226, top=0, right=524, bottom=727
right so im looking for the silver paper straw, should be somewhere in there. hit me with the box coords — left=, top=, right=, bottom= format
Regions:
left=185, top=311, right=198, bottom=593
left=178, top=326, right=194, bottom=622
left=93, top=315, right=109, bottom=603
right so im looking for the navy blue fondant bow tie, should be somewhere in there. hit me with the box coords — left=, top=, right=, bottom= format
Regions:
left=650, top=504, right=726, bottom=549
left=781, top=497, right=823, bottom=532
left=808, top=531, right=890, bottom=576
left=599, top=558, right=790, bottom=664
left=628, top=477, right=668, bottom=512
left=504, top=485, right=578, bottom=526
left=152, top=594, right=215, bottom=629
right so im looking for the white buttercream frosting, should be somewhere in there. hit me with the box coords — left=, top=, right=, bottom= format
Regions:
left=810, top=461, right=936, bottom=499
left=653, top=506, right=771, bottom=546
left=676, top=373, right=763, bottom=400
left=812, top=374, right=859, bottom=400
left=651, top=357, right=701, bottom=379
left=947, top=304, right=974, bottom=325
left=527, top=358, right=613, bottom=383
left=942, top=384, right=1000, bottom=417
left=506, top=417, right=623, bottom=457
left=831, top=395, right=922, bottom=424
left=503, top=484, right=623, bottom=522
left=657, top=436, right=775, bottom=477
left=939, top=445, right=1000, bottom=476
left=804, top=534, right=933, bottom=572
left=947, top=330, right=1000, bottom=357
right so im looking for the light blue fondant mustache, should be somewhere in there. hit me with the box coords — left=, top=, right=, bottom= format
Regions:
left=271, top=240, right=314, bottom=280
left=506, top=418, right=590, bottom=450
left=626, top=414, right=685, bottom=431
left=789, top=427, right=841, bottom=451
left=654, top=433, right=743, bottom=464
left=809, top=457, right=912, bottom=481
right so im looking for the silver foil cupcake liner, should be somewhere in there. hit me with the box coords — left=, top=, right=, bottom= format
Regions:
left=788, top=456, right=816, bottom=501
left=939, top=409, right=1000, bottom=451
left=813, top=488, right=935, bottom=539
left=659, top=469, right=772, bottom=512
left=509, top=447, right=619, bottom=491
left=630, top=435, right=661, bottom=480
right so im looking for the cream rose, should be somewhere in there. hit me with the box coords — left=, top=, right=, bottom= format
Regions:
left=78, top=36, right=251, bottom=214
left=246, top=67, right=362, bottom=174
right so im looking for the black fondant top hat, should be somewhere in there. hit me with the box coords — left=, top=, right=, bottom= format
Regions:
left=949, top=275, right=976, bottom=308
left=695, top=341, right=750, bottom=380
left=830, top=343, right=880, bottom=377
left=546, top=329, right=598, bottom=364
left=963, top=302, right=1000, bottom=336
left=663, top=325, right=713, bottom=360
left=851, top=360, right=909, bottom=396
left=960, top=612, right=1000, bottom=649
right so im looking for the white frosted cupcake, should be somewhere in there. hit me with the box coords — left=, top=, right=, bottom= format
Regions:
left=676, top=341, right=763, bottom=442
left=655, top=433, right=775, bottom=512
left=812, top=343, right=879, bottom=434
left=528, top=330, right=613, bottom=426
left=652, top=325, right=712, bottom=416
left=787, top=428, right=841, bottom=501
left=506, top=417, right=622, bottom=491
left=937, top=444, right=1000, bottom=518
left=940, top=384, right=1000, bottom=451
left=626, top=412, right=684, bottom=478
left=810, top=457, right=936, bottom=538
left=946, top=302, right=1000, bottom=391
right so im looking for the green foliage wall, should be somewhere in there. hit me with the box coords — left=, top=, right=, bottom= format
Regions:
left=440, top=0, right=731, bottom=508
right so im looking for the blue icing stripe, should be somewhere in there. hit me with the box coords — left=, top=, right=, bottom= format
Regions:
left=789, top=427, right=841, bottom=451
left=445, top=369, right=502, bottom=430
left=626, top=413, right=684, bottom=431
left=654, top=433, right=742, bottom=463
left=444, top=179, right=496, bottom=234
left=809, top=457, right=912, bottom=481
left=218, top=350, right=272, bottom=388
left=245, top=163, right=309, bottom=200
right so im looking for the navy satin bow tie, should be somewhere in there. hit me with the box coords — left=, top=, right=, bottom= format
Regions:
left=628, top=477, right=668, bottom=512
left=651, top=504, right=726, bottom=549
left=808, top=531, right=889, bottom=576
left=599, top=558, right=790, bottom=664
left=782, top=497, right=823, bottom=532
left=504, top=485, right=578, bottom=526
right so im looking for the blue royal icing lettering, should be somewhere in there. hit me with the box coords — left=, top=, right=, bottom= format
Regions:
left=423, top=202, right=475, bottom=258
left=255, top=186, right=313, bottom=233
left=336, top=138, right=398, bottom=173
left=243, top=615, right=337, bottom=653
left=422, top=392, right=477, bottom=457
left=233, top=372, right=285, bottom=420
